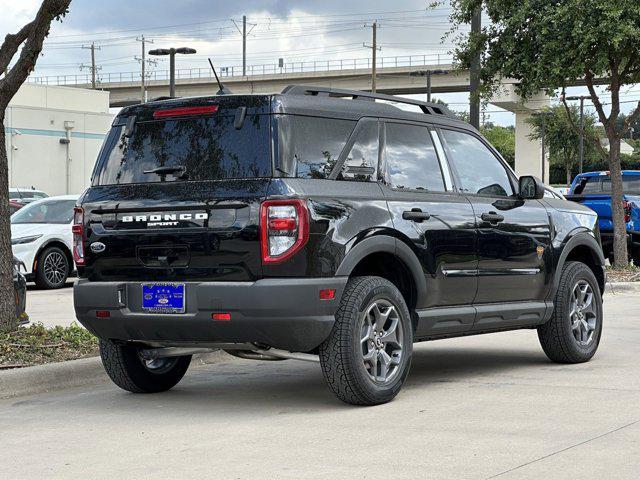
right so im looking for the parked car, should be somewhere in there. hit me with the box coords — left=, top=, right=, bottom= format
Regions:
left=9, top=200, right=23, bottom=215
left=11, top=195, right=78, bottom=289
left=74, top=87, right=605, bottom=405
left=13, top=257, right=28, bottom=325
left=566, top=170, right=640, bottom=264
left=9, top=187, right=48, bottom=205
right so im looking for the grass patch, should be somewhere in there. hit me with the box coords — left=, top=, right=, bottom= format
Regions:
left=0, top=323, right=98, bottom=370
left=606, top=264, right=640, bottom=283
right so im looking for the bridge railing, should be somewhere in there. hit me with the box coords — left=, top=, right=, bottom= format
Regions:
left=27, top=53, right=454, bottom=87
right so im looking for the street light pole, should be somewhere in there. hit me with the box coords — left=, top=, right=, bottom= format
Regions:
left=149, top=47, right=197, bottom=98
left=566, top=95, right=589, bottom=174
left=410, top=69, right=449, bottom=103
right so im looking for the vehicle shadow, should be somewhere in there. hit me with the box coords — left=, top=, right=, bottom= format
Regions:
left=53, top=345, right=552, bottom=414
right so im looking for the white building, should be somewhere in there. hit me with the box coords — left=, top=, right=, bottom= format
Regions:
left=4, top=84, right=114, bottom=196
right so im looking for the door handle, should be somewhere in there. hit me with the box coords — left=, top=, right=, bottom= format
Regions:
left=481, top=212, right=505, bottom=224
left=403, top=208, right=431, bottom=223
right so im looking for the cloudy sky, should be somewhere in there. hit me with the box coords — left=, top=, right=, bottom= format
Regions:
left=0, top=0, right=633, bottom=125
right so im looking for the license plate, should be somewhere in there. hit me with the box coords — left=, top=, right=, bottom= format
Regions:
left=142, top=283, right=185, bottom=313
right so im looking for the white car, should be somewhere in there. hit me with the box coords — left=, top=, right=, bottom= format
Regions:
left=11, top=195, right=78, bottom=289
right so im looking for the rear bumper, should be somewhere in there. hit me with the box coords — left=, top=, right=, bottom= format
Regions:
left=74, top=277, right=347, bottom=352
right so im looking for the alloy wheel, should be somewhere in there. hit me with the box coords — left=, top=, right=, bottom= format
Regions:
left=360, top=299, right=404, bottom=384
left=570, top=280, right=597, bottom=346
left=43, top=251, right=67, bottom=286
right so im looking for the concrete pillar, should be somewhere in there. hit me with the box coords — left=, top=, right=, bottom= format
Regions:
left=490, top=86, right=550, bottom=182
left=514, top=111, right=548, bottom=181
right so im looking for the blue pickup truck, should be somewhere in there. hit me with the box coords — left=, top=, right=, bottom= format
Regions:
left=567, top=170, right=640, bottom=264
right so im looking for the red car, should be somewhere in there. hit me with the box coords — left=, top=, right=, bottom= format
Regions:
left=9, top=200, right=23, bottom=215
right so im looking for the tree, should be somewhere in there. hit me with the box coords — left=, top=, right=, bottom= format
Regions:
left=447, top=0, right=640, bottom=268
left=482, top=123, right=515, bottom=168
left=527, top=105, right=599, bottom=186
left=0, top=0, right=71, bottom=331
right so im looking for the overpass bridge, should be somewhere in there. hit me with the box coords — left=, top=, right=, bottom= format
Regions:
left=28, top=54, right=548, bottom=181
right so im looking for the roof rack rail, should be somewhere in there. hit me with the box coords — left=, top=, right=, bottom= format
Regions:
left=281, top=85, right=455, bottom=118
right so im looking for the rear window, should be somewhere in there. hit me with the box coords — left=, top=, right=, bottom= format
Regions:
left=93, top=114, right=271, bottom=185
left=574, top=175, right=640, bottom=194
left=11, top=199, right=76, bottom=224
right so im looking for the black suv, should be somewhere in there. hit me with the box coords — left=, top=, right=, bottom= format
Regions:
left=74, top=86, right=605, bottom=405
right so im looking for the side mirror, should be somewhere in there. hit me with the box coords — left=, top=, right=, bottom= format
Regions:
left=519, top=176, right=545, bottom=200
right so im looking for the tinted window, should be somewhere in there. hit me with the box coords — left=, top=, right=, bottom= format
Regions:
left=442, top=130, right=513, bottom=197
left=11, top=199, right=76, bottom=224
left=575, top=177, right=600, bottom=194
left=94, top=114, right=271, bottom=185
left=385, top=123, right=445, bottom=192
left=278, top=116, right=355, bottom=179
left=577, top=175, right=640, bottom=194
left=602, top=176, right=640, bottom=194
left=8, top=192, right=20, bottom=199
left=338, top=120, right=378, bottom=182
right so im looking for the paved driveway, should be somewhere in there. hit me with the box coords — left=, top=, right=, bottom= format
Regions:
left=2, top=293, right=638, bottom=479
left=25, top=280, right=75, bottom=328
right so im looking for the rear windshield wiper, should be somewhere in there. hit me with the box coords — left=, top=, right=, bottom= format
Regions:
left=143, top=166, right=188, bottom=180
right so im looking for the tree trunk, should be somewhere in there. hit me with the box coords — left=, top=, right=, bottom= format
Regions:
left=566, top=163, right=571, bottom=188
left=0, top=115, right=18, bottom=331
left=607, top=136, right=629, bottom=268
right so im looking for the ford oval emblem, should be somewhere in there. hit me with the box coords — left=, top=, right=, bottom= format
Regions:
left=90, top=242, right=106, bottom=253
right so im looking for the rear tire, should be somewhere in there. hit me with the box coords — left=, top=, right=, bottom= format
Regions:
left=538, top=262, right=603, bottom=363
left=319, top=276, right=412, bottom=406
left=35, top=246, right=70, bottom=289
left=99, top=339, right=191, bottom=393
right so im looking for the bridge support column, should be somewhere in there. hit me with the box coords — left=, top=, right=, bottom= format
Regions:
left=491, top=87, right=550, bottom=182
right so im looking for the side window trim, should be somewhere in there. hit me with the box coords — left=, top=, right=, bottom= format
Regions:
left=429, top=129, right=454, bottom=192
left=328, top=117, right=378, bottom=181
left=438, top=126, right=517, bottom=198
left=383, top=120, right=449, bottom=193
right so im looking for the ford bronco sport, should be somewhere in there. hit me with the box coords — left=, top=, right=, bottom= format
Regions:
left=74, top=86, right=605, bottom=405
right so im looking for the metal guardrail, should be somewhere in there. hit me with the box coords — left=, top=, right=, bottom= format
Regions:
left=28, top=53, right=454, bottom=86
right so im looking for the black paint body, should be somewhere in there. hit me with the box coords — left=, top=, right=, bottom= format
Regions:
left=74, top=92, right=605, bottom=352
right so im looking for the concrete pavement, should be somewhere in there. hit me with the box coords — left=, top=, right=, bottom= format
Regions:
left=1, top=293, right=638, bottom=479
left=25, top=280, right=76, bottom=328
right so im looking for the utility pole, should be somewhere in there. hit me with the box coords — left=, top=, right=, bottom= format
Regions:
left=364, top=22, right=381, bottom=93
left=232, top=16, right=256, bottom=77
left=469, top=7, right=482, bottom=129
left=81, top=42, right=101, bottom=89
left=243, top=15, right=247, bottom=76
left=135, top=36, right=155, bottom=103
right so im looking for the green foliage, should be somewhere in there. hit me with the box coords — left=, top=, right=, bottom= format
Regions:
left=481, top=124, right=515, bottom=167
left=527, top=105, right=600, bottom=184
left=0, top=323, right=98, bottom=368
left=448, top=0, right=640, bottom=107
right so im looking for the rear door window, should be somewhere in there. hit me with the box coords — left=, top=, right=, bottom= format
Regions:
left=94, top=114, right=271, bottom=185
left=384, top=122, right=446, bottom=192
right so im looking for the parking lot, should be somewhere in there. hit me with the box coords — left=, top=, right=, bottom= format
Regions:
left=1, top=290, right=638, bottom=479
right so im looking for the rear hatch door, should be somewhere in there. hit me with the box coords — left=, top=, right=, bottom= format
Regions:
left=81, top=97, right=272, bottom=282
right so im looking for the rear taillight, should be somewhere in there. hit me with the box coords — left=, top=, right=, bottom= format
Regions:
left=623, top=200, right=632, bottom=223
left=260, top=199, right=309, bottom=264
left=72, top=206, right=85, bottom=266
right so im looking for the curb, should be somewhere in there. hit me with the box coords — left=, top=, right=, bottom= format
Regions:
left=0, top=356, right=106, bottom=400
left=605, top=282, right=640, bottom=295
left=0, top=350, right=231, bottom=400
